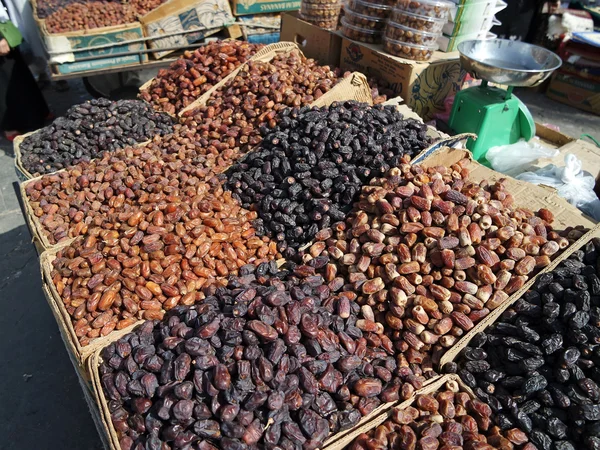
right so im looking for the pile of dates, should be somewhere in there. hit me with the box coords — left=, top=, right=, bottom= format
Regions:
left=49, top=179, right=279, bottom=346
left=25, top=143, right=216, bottom=245
left=100, top=261, right=433, bottom=450
left=306, top=160, right=583, bottom=367
left=224, top=101, right=430, bottom=257
left=350, top=378, right=533, bottom=450
left=447, top=237, right=600, bottom=450
left=140, top=41, right=264, bottom=115
left=177, top=53, right=343, bottom=170
left=20, top=98, right=173, bottom=176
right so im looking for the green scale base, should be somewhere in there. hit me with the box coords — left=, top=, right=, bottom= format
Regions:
left=448, top=83, right=536, bottom=163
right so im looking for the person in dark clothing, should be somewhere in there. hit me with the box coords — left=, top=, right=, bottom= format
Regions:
left=0, top=0, right=49, bottom=141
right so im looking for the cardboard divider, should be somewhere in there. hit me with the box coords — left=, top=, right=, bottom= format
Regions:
left=40, top=246, right=144, bottom=370
left=323, top=374, right=476, bottom=450
left=178, top=41, right=301, bottom=116
left=439, top=223, right=600, bottom=370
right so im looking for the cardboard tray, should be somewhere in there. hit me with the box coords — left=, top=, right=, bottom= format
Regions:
left=13, top=131, right=36, bottom=182
left=439, top=222, right=600, bottom=370
left=139, top=0, right=235, bottom=59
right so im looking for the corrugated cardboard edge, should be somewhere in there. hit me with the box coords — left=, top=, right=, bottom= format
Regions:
left=178, top=41, right=300, bottom=116
left=324, top=374, right=475, bottom=450
left=13, top=131, right=36, bottom=180
left=439, top=223, right=600, bottom=370
left=40, top=248, right=143, bottom=369
left=312, top=72, right=373, bottom=107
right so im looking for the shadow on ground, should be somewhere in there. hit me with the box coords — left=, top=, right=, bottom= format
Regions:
left=0, top=224, right=102, bottom=450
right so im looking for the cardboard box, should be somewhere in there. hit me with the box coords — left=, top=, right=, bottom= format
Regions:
left=140, top=0, right=235, bottom=59
left=39, top=21, right=147, bottom=75
left=547, top=71, right=600, bottom=116
left=231, top=0, right=300, bottom=16
left=280, top=12, right=342, bottom=68
left=340, top=38, right=463, bottom=120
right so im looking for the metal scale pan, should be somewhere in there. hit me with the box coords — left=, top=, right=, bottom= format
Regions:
left=457, top=39, right=562, bottom=87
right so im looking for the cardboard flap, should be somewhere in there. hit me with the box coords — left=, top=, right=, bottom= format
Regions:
left=311, top=72, right=373, bottom=107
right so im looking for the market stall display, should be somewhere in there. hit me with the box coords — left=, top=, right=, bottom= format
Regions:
left=11, top=36, right=600, bottom=450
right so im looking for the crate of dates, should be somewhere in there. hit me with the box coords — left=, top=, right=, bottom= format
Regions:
left=87, top=262, right=440, bottom=450
left=344, top=6, right=389, bottom=32
left=346, top=0, right=393, bottom=21
left=383, top=36, right=438, bottom=61
left=384, top=21, right=440, bottom=46
left=443, top=227, right=600, bottom=450
left=332, top=374, right=534, bottom=449
left=342, top=17, right=383, bottom=44
left=389, top=8, right=447, bottom=33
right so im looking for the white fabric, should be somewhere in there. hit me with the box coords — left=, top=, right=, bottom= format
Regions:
left=0, top=3, right=9, bottom=23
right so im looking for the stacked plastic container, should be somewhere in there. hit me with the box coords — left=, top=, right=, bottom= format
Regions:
left=383, top=0, right=452, bottom=61
left=438, top=0, right=507, bottom=52
left=341, top=0, right=395, bottom=44
left=300, top=0, right=343, bottom=30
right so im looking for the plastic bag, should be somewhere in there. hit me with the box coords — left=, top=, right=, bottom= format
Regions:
left=517, top=154, right=600, bottom=220
left=486, top=139, right=559, bottom=176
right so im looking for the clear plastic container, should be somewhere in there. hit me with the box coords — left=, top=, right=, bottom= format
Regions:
left=395, top=0, right=452, bottom=20
left=384, top=21, right=440, bottom=45
left=300, top=2, right=342, bottom=18
left=302, top=0, right=340, bottom=6
left=344, top=6, right=388, bottom=31
left=299, top=13, right=340, bottom=29
left=383, top=36, right=438, bottom=60
left=346, top=0, right=392, bottom=18
left=341, top=17, right=383, bottom=43
left=389, top=8, right=447, bottom=32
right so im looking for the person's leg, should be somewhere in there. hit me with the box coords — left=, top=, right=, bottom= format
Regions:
left=3, top=46, right=50, bottom=134
left=0, top=56, right=15, bottom=136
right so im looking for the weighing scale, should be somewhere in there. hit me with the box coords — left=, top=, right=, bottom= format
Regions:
left=449, top=39, right=562, bottom=162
